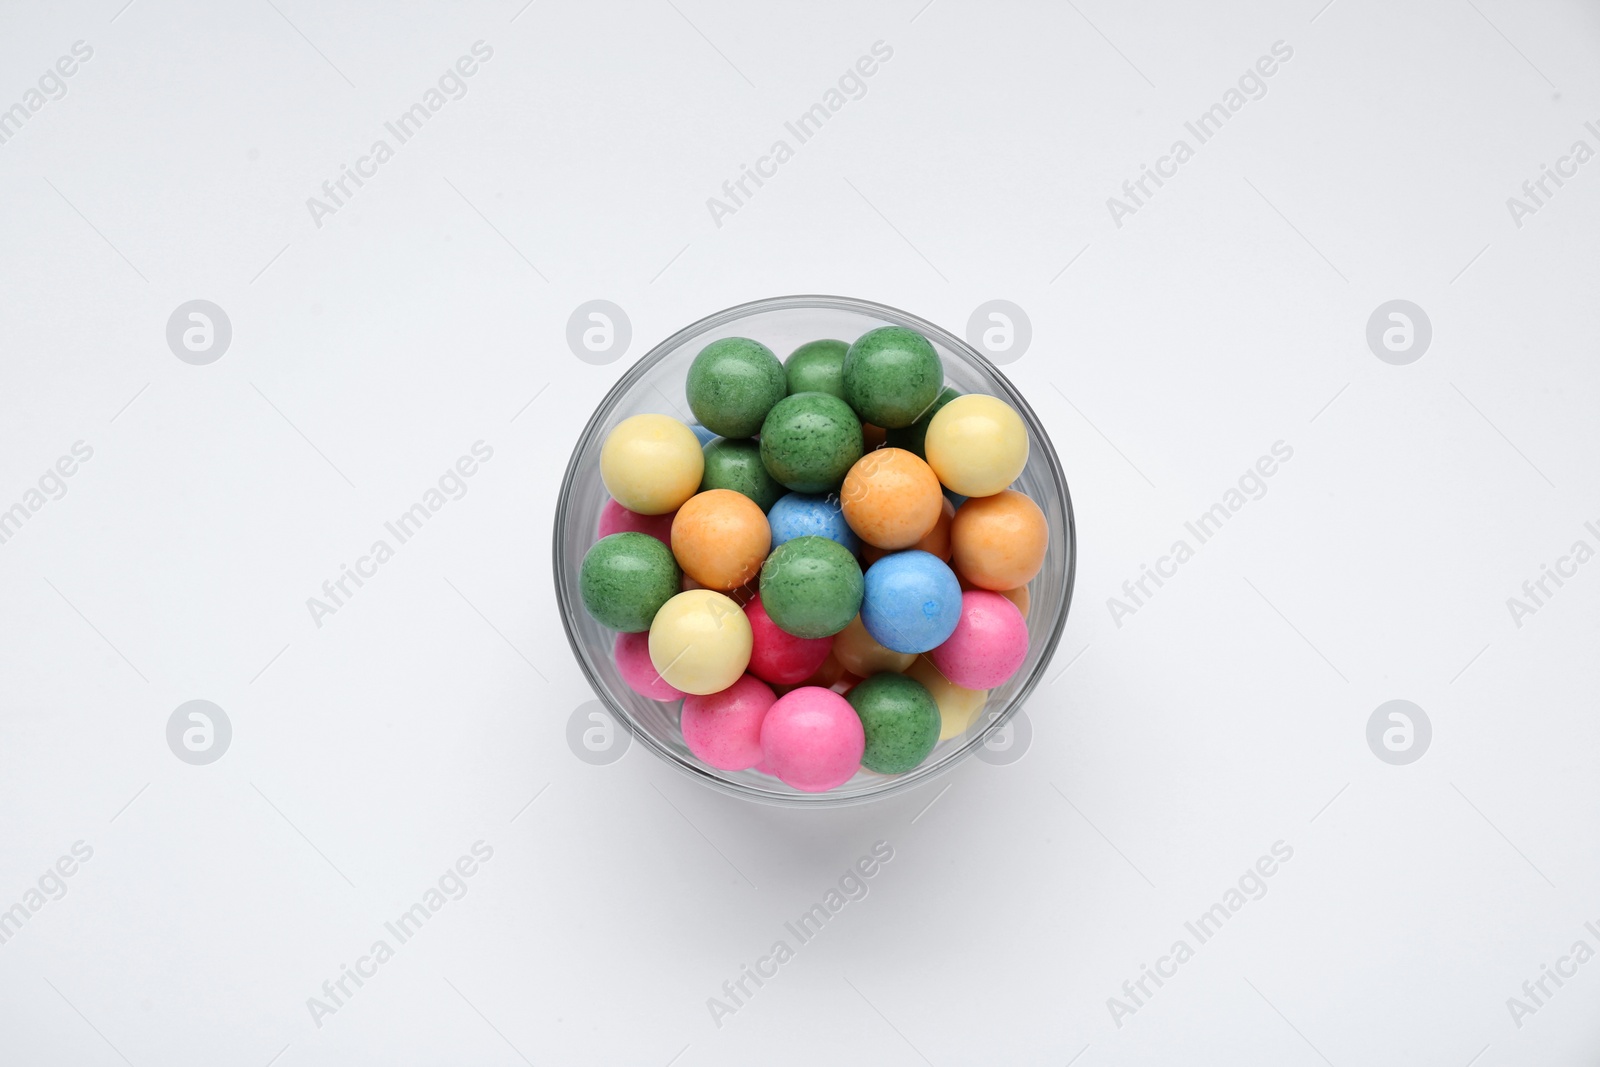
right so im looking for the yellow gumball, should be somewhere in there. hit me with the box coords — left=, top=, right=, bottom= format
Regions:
left=924, top=394, right=1029, bottom=498
left=907, top=655, right=988, bottom=740
left=600, top=414, right=704, bottom=515
left=648, top=590, right=752, bottom=695
left=832, top=614, right=916, bottom=677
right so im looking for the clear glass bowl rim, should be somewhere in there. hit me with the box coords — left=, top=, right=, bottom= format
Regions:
left=552, top=294, right=1077, bottom=807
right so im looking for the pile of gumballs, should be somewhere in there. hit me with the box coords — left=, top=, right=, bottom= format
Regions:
left=577, top=325, right=1048, bottom=793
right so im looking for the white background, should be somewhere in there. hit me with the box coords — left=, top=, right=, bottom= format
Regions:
left=2, top=1, right=1598, bottom=1064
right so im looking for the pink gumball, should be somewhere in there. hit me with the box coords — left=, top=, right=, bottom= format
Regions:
left=681, top=674, right=777, bottom=770
left=746, top=596, right=833, bottom=685
left=615, top=631, right=686, bottom=701
left=760, top=686, right=865, bottom=793
left=597, top=498, right=675, bottom=545
left=928, top=590, right=1028, bottom=689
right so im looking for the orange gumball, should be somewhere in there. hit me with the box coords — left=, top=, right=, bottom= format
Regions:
left=839, top=448, right=943, bottom=550
left=917, top=496, right=955, bottom=561
left=862, top=423, right=888, bottom=452
left=861, top=496, right=954, bottom=567
left=670, top=489, right=771, bottom=591
left=950, top=490, right=1048, bottom=590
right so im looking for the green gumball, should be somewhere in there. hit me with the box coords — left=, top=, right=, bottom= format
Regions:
left=759, top=392, right=863, bottom=494
left=700, top=437, right=785, bottom=512
left=885, top=386, right=960, bottom=459
left=578, top=532, right=681, bottom=632
left=784, top=339, right=850, bottom=400
left=847, top=672, right=941, bottom=774
left=758, top=535, right=863, bottom=639
left=686, top=337, right=786, bottom=438
left=843, top=326, right=943, bottom=429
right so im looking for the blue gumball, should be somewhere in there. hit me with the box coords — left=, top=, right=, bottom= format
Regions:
left=767, top=492, right=861, bottom=554
left=861, top=550, right=962, bottom=653
left=689, top=423, right=718, bottom=446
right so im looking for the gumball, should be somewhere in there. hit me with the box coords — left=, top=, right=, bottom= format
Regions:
left=758, top=535, right=863, bottom=639
left=784, top=339, right=849, bottom=399
left=927, top=590, right=1028, bottom=689
left=907, top=656, right=988, bottom=740
left=686, top=337, right=786, bottom=438
left=579, top=532, right=681, bottom=632
left=689, top=423, right=718, bottom=446
left=648, top=590, right=752, bottom=695
left=840, top=448, right=943, bottom=549
left=681, top=673, right=777, bottom=770
left=596, top=498, right=675, bottom=545
left=759, top=392, right=863, bottom=493
left=861, top=423, right=888, bottom=452
left=760, top=687, right=865, bottom=792
left=745, top=595, right=833, bottom=685
left=847, top=673, right=940, bottom=774
left=950, top=490, right=1048, bottom=590
left=859, top=500, right=951, bottom=566
left=832, top=614, right=915, bottom=677
left=614, top=631, right=685, bottom=701
left=701, top=438, right=785, bottom=512
left=686, top=573, right=759, bottom=609
left=671, top=489, right=771, bottom=591
left=885, top=386, right=959, bottom=458
left=861, top=550, right=962, bottom=654
left=801, top=649, right=849, bottom=689
left=767, top=492, right=860, bottom=554
left=842, top=326, right=943, bottom=428
left=960, top=573, right=1030, bottom=617
left=924, top=394, right=1029, bottom=498
left=600, top=414, right=704, bottom=515
left=918, top=497, right=956, bottom=560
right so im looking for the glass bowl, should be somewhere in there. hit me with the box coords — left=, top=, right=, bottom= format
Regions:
left=553, top=295, right=1075, bottom=806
